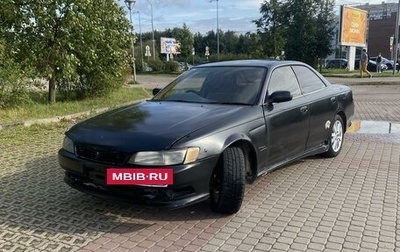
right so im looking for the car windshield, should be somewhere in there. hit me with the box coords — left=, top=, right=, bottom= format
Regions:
left=152, top=66, right=267, bottom=105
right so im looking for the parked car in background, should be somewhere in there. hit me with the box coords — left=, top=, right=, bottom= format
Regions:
left=354, top=59, right=388, bottom=72
left=369, top=56, right=398, bottom=70
left=368, top=60, right=388, bottom=72
left=177, top=61, right=193, bottom=72
left=325, top=58, right=347, bottom=69
left=59, top=60, right=354, bottom=214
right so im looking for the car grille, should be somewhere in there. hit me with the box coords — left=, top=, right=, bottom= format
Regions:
left=75, top=144, right=128, bottom=165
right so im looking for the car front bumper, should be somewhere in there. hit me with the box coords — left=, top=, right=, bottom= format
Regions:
left=58, top=149, right=219, bottom=208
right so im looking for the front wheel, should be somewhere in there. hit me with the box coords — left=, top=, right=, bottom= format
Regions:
left=322, top=115, right=344, bottom=157
left=210, top=146, right=245, bottom=214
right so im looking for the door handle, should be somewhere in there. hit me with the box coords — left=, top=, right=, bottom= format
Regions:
left=331, top=97, right=337, bottom=103
left=300, top=106, right=308, bottom=114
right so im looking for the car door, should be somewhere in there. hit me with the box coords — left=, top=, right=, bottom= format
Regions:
left=262, top=66, right=310, bottom=168
left=291, top=65, right=336, bottom=151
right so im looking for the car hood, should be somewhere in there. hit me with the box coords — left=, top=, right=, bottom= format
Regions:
left=67, top=101, right=244, bottom=152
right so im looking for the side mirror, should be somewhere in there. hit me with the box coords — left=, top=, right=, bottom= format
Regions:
left=266, top=91, right=292, bottom=104
left=152, top=88, right=161, bottom=96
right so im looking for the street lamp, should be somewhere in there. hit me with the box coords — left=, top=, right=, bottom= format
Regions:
left=125, top=0, right=137, bottom=82
left=209, top=0, right=220, bottom=60
left=146, top=0, right=156, bottom=60
left=133, top=11, right=144, bottom=71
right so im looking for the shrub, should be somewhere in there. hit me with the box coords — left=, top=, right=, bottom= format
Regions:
left=57, top=70, right=124, bottom=100
left=147, top=58, right=164, bottom=72
left=164, top=61, right=179, bottom=73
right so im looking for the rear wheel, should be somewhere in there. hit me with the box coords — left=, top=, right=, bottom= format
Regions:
left=323, top=115, right=344, bottom=157
left=210, top=146, right=245, bottom=214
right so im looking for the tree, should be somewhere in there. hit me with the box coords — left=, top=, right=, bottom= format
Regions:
left=235, top=33, right=263, bottom=58
left=255, top=0, right=336, bottom=66
left=246, top=33, right=265, bottom=58
left=204, top=30, right=217, bottom=56
left=220, top=30, right=239, bottom=54
left=0, top=40, right=30, bottom=108
left=193, top=32, right=204, bottom=56
left=284, top=0, right=319, bottom=64
left=315, top=0, right=336, bottom=71
left=0, top=0, right=131, bottom=103
left=254, top=0, right=286, bottom=58
left=284, top=0, right=336, bottom=66
left=172, top=23, right=194, bottom=61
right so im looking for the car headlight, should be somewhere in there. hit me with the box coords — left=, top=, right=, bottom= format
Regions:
left=62, top=136, right=75, bottom=153
left=128, top=147, right=200, bottom=166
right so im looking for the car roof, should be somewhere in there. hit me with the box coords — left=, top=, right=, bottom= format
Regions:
left=193, top=59, right=307, bottom=68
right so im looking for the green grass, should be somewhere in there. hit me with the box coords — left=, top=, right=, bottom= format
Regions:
left=0, top=87, right=150, bottom=125
left=372, top=70, right=400, bottom=76
left=320, top=68, right=400, bottom=77
left=0, top=122, right=68, bottom=147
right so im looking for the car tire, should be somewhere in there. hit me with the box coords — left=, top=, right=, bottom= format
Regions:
left=323, top=115, right=344, bottom=158
left=210, top=146, right=245, bottom=214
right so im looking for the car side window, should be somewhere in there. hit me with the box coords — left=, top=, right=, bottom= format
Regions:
left=268, top=66, right=301, bottom=98
left=292, top=65, right=326, bottom=94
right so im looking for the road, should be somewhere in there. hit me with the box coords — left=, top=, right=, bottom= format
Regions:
left=1, top=82, right=400, bottom=251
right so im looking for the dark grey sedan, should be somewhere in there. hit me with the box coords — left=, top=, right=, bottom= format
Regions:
left=58, top=60, right=354, bottom=214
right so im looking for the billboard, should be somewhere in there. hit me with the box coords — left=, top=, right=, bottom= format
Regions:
left=340, top=6, right=368, bottom=47
left=160, top=37, right=181, bottom=54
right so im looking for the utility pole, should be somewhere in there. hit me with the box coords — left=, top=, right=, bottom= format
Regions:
left=146, top=0, right=156, bottom=60
left=209, top=0, right=220, bottom=60
left=393, top=0, right=400, bottom=74
left=125, top=0, right=137, bottom=82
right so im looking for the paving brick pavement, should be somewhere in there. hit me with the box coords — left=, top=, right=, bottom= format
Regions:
left=1, top=80, right=400, bottom=251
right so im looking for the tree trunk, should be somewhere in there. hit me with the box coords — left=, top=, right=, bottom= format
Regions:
left=48, top=73, right=56, bottom=104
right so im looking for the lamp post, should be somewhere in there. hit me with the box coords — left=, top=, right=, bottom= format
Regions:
left=146, top=0, right=156, bottom=60
left=125, top=0, right=137, bottom=82
left=393, top=0, right=400, bottom=75
left=209, top=0, right=220, bottom=60
left=133, top=11, right=144, bottom=71
left=192, top=47, right=195, bottom=65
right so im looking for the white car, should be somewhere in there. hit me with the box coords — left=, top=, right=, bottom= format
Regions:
left=370, top=56, right=398, bottom=70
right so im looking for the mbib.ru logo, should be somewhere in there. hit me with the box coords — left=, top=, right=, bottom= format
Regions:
left=106, top=168, right=173, bottom=185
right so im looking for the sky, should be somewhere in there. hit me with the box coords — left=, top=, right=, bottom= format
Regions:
left=120, top=0, right=400, bottom=35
